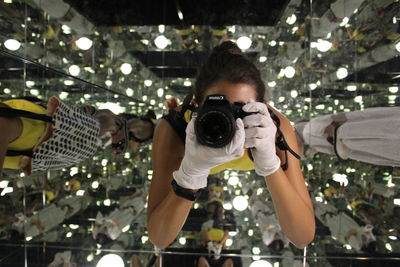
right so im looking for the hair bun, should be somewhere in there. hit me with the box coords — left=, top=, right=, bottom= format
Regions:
left=212, top=41, right=243, bottom=56
left=194, top=39, right=266, bottom=103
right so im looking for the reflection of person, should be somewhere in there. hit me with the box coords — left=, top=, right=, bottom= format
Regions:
left=314, top=201, right=377, bottom=252
left=12, top=204, right=68, bottom=239
left=83, top=107, right=156, bottom=154
left=93, top=191, right=145, bottom=243
left=326, top=212, right=377, bottom=253
left=10, top=194, right=90, bottom=239
left=294, top=107, right=400, bottom=166
left=0, top=96, right=155, bottom=175
left=0, top=97, right=50, bottom=175
left=147, top=41, right=315, bottom=249
left=207, top=182, right=225, bottom=203
left=47, top=251, right=77, bottom=267
left=198, top=218, right=233, bottom=267
left=249, top=194, right=288, bottom=253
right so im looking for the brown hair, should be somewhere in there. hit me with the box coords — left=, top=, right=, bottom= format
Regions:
left=194, top=41, right=267, bottom=103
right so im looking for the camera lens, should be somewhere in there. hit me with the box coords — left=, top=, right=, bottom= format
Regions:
left=195, top=107, right=236, bottom=148
left=201, top=112, right=227, bottom=140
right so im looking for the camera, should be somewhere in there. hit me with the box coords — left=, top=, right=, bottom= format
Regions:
left=194, top=94, right=256, bottom=148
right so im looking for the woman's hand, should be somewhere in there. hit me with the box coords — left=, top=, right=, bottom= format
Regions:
left=173, top=118, right=245, bottom=190
left=242, top=101, right=281, bottom=177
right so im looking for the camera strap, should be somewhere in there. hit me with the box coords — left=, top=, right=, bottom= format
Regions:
left=268, top=109, right=301, bottom=170
left=181, top=93, right=196, bottom=117
left=161, top=94, right=195, bottom=143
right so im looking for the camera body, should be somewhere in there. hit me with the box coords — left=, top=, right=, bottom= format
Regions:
left=194, top=94, right=255, bottom=148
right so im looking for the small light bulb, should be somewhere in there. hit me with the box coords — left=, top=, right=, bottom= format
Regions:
left=236, top=36, right=252, bottom=50
left=75, top=37, right=93, bottom=50
left=4, top=39, right=21, bottom=51
left=154, top=35, right=169, bottom=49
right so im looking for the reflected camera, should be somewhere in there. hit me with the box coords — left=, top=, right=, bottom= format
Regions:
left=194, top=94, right=255, bottom=148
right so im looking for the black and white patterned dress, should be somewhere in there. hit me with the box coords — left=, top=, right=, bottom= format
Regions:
left=32, top=100, right=100, bottom=171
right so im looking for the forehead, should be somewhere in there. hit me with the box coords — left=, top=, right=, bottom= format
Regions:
left=204, top=81, right=257, bottom=103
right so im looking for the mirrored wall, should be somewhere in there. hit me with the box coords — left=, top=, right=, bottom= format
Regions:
left=0, top=0, right=399, bottom=266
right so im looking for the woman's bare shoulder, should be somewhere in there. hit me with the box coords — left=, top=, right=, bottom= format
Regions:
left=153, top=118, right=184, bottom=156
left=266, top=104, right=292, bottom=130
left=153, top=99, right=186, bottom=152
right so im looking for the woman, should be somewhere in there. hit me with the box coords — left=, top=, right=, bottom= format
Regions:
left=294, top=107, right=400, bottom=166
left=82, top=106, right=156, bottom=154
left=147, top=41, right=315, bottom=249
left=315, top=201, right=377, bottom=253
left=198, top=201, right=233, bottom=267
left=0, top=96, right=155, bottom=175
left=249, top=192, right=288, bottom=253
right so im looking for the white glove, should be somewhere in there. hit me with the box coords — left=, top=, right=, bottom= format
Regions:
left=242, top=101, right=281, bottom=177
left=208, top=241, right=222, bottom=259
left=173, top=118, right=245, bottom=190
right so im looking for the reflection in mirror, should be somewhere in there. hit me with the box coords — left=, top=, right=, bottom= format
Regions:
left=296, top=0, right=400, bottom=265
left=0, top=50, right=155, bottom=265
left=0, top=51, right=155, bottom=175
left=1, top=0, right=400, bottom=266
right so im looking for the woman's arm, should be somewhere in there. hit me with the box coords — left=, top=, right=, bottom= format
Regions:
left=265, top=108, right=315, bottom=248
left=147, top=119, right=194, bottom=249
left=200, top=229, right=210, bottom=245
left=220, top=231, right=230, bottom=247
left=148, top=117, right=245, bottom=249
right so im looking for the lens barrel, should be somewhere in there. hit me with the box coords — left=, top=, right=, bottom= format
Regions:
left=195, top=105, right=236, bottom=148
left=194, top=94, right=253, bottom=148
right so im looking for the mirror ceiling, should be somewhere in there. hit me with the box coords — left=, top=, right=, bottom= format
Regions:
left=0, top=0, right=399, bottom=266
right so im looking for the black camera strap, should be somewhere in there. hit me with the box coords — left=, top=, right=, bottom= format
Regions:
left=268, top=109, right=301, bottom=170
left=181, top=93, right=196, bottom=115
left=332, top=124, right=345, bottom=161
left=0, top=107, right=52, bottom=123
left=162, top=94, right=194, bottom=143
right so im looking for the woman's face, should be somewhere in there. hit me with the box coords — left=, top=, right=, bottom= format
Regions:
left=202, top=80, right=258, bottom=105
left=111, top=118, right=153, bottom=154
left=111, top=130, right=125, bottom=154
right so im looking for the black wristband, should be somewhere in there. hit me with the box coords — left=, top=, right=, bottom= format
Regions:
left=171, top=179, right=203, bottom=201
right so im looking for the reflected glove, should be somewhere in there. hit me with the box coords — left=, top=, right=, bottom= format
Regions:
left=242, top=101, right=281, bottom=177
left=173, top=118, right=245, bottom=190
left=208, top=241, right=222, bottom=260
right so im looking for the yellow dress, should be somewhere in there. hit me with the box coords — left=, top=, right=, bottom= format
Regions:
left=208, top=228, right=225, bottom=242
left=210, top=148, right=254, bottom=175
left=2, top=99, right=47, bottom=169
